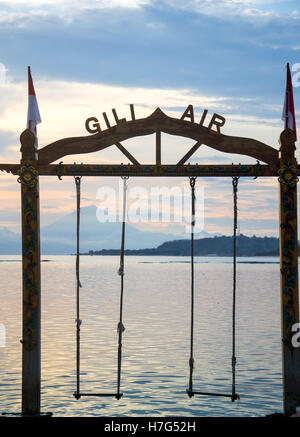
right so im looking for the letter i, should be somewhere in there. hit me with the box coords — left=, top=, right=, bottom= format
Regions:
left=199, top=109, right=208, bottom=126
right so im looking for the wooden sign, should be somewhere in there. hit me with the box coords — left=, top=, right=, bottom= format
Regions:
left=37, top=105, right=278, bottom=166
left=85, top=104, right=226, bottom=135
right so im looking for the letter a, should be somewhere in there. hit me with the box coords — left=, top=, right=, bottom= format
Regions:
left=181, top=105, right=194, bottom=123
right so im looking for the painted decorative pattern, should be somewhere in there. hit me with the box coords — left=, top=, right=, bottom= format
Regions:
left=19, top=164, right=39, bottom=352
left=18, top=163, right=38, bottom=187
left=281, top=184, right=299, bottom=346
left=278, top=162, right=299, bottom=187
left=278, top=160, right=298, bottom=345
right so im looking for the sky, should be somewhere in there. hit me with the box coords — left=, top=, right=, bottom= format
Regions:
left=0, top=0, right=300, bottom=239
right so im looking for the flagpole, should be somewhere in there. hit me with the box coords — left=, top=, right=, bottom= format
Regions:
left=285, top=63, right=289, bottom=130
left=27, top=67, right=31, bottom=133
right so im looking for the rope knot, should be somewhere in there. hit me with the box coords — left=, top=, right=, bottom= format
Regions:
left=231, top=393, right=240, bottom=402
left=117, top=322, right=125, bottom=333
left=191, top=214, right=196, bottom=227
left=189, top=357, right=194, bottom=369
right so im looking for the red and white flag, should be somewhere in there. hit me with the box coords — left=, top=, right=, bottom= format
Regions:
left=282, top=62, right=297, bottom=141
left=27, top=66, right=41, bottom=147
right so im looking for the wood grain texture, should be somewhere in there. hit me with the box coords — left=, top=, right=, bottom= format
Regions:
left=37, top=108, right=279, bottom=165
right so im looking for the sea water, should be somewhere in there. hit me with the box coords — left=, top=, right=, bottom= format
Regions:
left=0, top=255, right=283, bottom=416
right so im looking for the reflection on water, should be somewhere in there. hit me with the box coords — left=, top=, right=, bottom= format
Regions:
left=0, top=255, right=283, bottom=416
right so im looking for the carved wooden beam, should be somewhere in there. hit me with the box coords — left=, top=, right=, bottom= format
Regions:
left=35, top=163, right=276, bottom=177
left=2, top=162, right=296, bottom=177
left=0, top=163, right=20, bottom=174
left=177, top=141, right=202, bottom=165
left=114, top=141, right=140, bottom=165
left=37, top=108, right=279, bottom=165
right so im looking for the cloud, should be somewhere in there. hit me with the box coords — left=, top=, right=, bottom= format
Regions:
left=0, top=77, right=282, bottom=163
left=0, top=76, right=293, bottom=236
left=0, top=1, right=298, bottom=240
left=0, top=0, right=298, bottom=27
left=0, top=0, right=149, bottom=8
left=157, top=0, right=299, bottom=24
left=0, top=0, right=297, bottom=106
left=0, top=1, right=150, bottom=30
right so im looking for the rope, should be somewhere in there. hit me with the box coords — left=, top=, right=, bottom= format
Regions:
left=116, top=176, right=129, bottom=400
left=186, top=177, right=240, bottom=402
left=74, top=176, right=82, bottom=400
left=231, top=176, right=240, bottom=402
left=187, top=176, right=196, bottom=397
left=73, top=176, right=127, bottom=400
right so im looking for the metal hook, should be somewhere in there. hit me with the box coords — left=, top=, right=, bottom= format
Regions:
left=74, top=175, right=82, bottom=185
left=232, top=176, right=239, bottom=189
left=57, top=161, right=64, bottom=180
left=253, top=160, right=261, bottom=179
left=189, top=176, right=196, bottom=188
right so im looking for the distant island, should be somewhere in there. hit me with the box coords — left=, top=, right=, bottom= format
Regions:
left=83, top=234, right=283, bottom=257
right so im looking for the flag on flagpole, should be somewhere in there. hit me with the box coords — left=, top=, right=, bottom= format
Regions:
left=282, top=62, right=297, bottom=141
left=27, top=66, right=41, bottom=147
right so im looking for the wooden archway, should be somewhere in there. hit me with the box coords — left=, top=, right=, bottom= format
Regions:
left=37, top=107, right=278, bottom=166
left=0, top=105, right=299, bottom=417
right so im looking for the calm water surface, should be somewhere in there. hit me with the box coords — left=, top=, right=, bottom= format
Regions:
left=0, top=255, right=283, bottom=416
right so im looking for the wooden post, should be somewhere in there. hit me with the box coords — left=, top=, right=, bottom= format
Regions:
left=278, top=128, right=300, bottom=416
left=19, top=129, right=41, bottom=416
